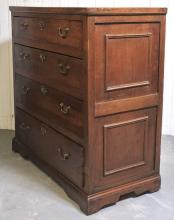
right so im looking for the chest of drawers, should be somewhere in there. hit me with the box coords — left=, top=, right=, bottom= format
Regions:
left=10, top=7, right=167, bottom=215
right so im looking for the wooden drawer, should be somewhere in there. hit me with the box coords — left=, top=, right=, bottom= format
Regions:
left=15, top=108, right=84, bottom=187
left=15, top=74, right=83, bottom=140
left=12, top=17, right=83, bottom=57
left=14, top=44, right=83, bottom=99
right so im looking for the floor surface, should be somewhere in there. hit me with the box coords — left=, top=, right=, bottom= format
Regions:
left=0, top=130, right=174, bottom=220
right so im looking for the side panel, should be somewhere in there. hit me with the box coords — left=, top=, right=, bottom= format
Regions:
left=90, top=15, right=166, bottom=193
left=95, top=20, right=160, bottom=102
left=94, top=108, right=157, bottom=190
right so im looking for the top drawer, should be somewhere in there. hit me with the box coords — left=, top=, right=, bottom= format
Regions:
left=12, top=17, right=83, bottom=58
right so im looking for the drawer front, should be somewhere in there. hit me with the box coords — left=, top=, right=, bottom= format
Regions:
left=95, top=22, right=160, bottom=102
left=13, top=17, right=83, bottom=57
left=15, top=108, right=84, bottom=187
left=14, top=44, right=83, bottom=99
left=15, top=74, right=83, bottom=139
left=92, top=107, right=157, bottom=191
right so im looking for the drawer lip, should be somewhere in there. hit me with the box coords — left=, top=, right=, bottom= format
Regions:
left=14, top=44, right=84, bottom=99
left=15, top=107, right=84, bottom=187
left=14, top=43, right=83, bottom=60
left=13, top=38, right=83, bottom=58
left=15, top=74, right=84, bottom=142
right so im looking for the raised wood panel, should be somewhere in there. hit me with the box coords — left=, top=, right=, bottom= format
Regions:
left=104, top=116, right=148, bottom=176
left=105, top=33, right=152, bottom=92
left=95, top=22, right=160, bottom=102
left=93, top=108, right=157, bottom=191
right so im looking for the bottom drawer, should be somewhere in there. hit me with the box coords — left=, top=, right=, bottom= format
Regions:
left=15, top=108, right=84, bottom=187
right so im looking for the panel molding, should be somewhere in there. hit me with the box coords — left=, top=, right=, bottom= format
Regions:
left=103, top=116, right=149, bottom=176
left=104, top=33, right=152, bottom=92
left=106, top=33, right=152, bottom=39
left=106, top=81, right=150, bottom=92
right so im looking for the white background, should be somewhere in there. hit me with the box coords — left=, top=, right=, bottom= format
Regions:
left=0, top=0, right=173, bottom=135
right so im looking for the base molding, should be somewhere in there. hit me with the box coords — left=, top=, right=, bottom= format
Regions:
left=12, top=137, right=161, bottom=215
left=85, top=174, right=161, bottom=214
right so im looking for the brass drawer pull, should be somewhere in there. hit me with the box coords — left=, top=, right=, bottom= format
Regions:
left=23, top=54, right=30, bottom=61
left=58, top=63, right=70, bottom=75
left=40, top=86, right=48, bottom=95
left=19, top=52, right=24, bottom=59
left=59, top=102, right=71, bottom=115
left=19, top=122, right=30, bottom=131
left=39, top=22, right=45, bottom=31
left=20, top=22, right=29, bottom=30
left=58, top=27, right=70, bottom=39
left=58, top=147, right=70, bottom=160
left=40, top=126, right=47, bottom=136
left=40, top=54, right=46, bottom=63
left=19, top=51, right=30, bottom=61
left=22, top=86, right=30, bottom=95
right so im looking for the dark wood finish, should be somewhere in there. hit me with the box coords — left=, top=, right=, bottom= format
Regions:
left=12, top=16, right=83, bottom=57
left=14, top=44, right=84, bottom=99
left=15, top=74, right=83, bottom=140
left=93, top=107, right=157, bottom=191
left=15, top=108, right=84, bottom=187
left=95, top=18, right=160, bottom=102
left=95, top=94, right=159, bottom=117
left=12, top=137, right=161, bottom=215
left=10, top=7, right=167, bottom=215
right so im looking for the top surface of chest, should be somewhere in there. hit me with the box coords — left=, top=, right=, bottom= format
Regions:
left=9, top=7, right=167, bottom=15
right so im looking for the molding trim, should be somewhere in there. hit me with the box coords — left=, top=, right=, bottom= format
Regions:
left=104, top=33, right=152, bottom=92
left=103, top=116, right=149, bottom=176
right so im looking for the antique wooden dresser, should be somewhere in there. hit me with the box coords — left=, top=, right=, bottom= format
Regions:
left=10, top=7, right=167, bottom=214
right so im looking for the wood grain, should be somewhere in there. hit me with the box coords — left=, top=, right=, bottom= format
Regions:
left=10, top=7, right=167, bottom=215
